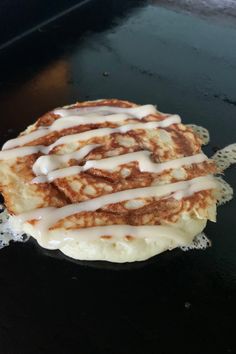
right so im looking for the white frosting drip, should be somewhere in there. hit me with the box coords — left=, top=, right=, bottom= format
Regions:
left=1, top=102, right=219, bottom=250
left=50, top=113, right=132, bottom=130
left=83, top=152, right=207, bottom=173
left=32, top=144, right=100, bottom=175
left=54, top=104, right=158, bottom=119
left=32, top=166, right=83, bottom=184
left=11, top=175, right=217, bottom=237
left=0, top=113, right=180, bottom=160
left=32, top=152, right=208, bottom=184
left=2, top=130, right=48, bottom=150
left=2, top=105, right=158, bottom=151
left=47, top=115, right=181, bottom=152
left=0, top=145, right=44, bottom=160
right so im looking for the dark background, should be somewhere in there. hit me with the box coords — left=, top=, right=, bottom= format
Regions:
left=0, top=0, right=86, bottom=48
left=0, top=1, right=235, bottom=353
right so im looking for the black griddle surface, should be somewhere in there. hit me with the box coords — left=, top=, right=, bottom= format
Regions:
left=0, top=1, right=235, bottom=353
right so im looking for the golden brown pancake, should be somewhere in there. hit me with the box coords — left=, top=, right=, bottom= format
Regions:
left=0, top=99, right=218, bottom=262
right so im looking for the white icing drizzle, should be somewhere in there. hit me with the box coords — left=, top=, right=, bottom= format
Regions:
left=11, top=175, right=217, bottom=237
left=50, top=113, right=132, bottom=130
left=83, top=152, right=207, bottom=173
left=9, top=207, right=55, bottom=227
left=1, top=102, right=219, bottom=248
left=32, top=166, right=83, bottom=184
left=0, top=145, right=44, bottom=160
left=186, top=124, right=210, bottom=145
left=2, top=105, right=158, bottom=151
left=32, top=152, right=208, bottom=184
left=32, top=144, right=100, bottom=175
left=47, top=115, right=181, bottom=152
left=54, top=104, right=158, bottom=118
left=2, top=130, right=48, bottom=150
left=0, top=112, right=179, bottom=160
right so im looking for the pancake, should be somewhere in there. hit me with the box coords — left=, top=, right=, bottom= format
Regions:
left=0, top=99, right=219, bottom=262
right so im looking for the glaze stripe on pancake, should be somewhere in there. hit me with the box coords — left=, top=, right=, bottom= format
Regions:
left=53, top=104, right=158, bottom=118
left=46, top=116, right=181, bottom=152
left=1, top=101, right=217, bottom=247
left=50, top=113, right=132, bottom=130
left=0, top=146, right=44, bottom=160
left=31, top=152, right=208, bottom=184
left=37, top=175, right=218, bottom=231
left=32, top=166, right=83, bottom=184
left=2, top=130, right=48, bottom=150
left=2, top=104, right=158, bottom=150
left=32, top=144, right=100, bottom=175
left=0, top=114, right=180, bottom=157
left=11, top=175, right=217, bottom=235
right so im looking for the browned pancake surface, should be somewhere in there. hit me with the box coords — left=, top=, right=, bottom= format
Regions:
left=0, top=99, right=216, bottom=229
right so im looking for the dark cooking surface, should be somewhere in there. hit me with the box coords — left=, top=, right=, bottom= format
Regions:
left=0, top=1, right=236, bottom=353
